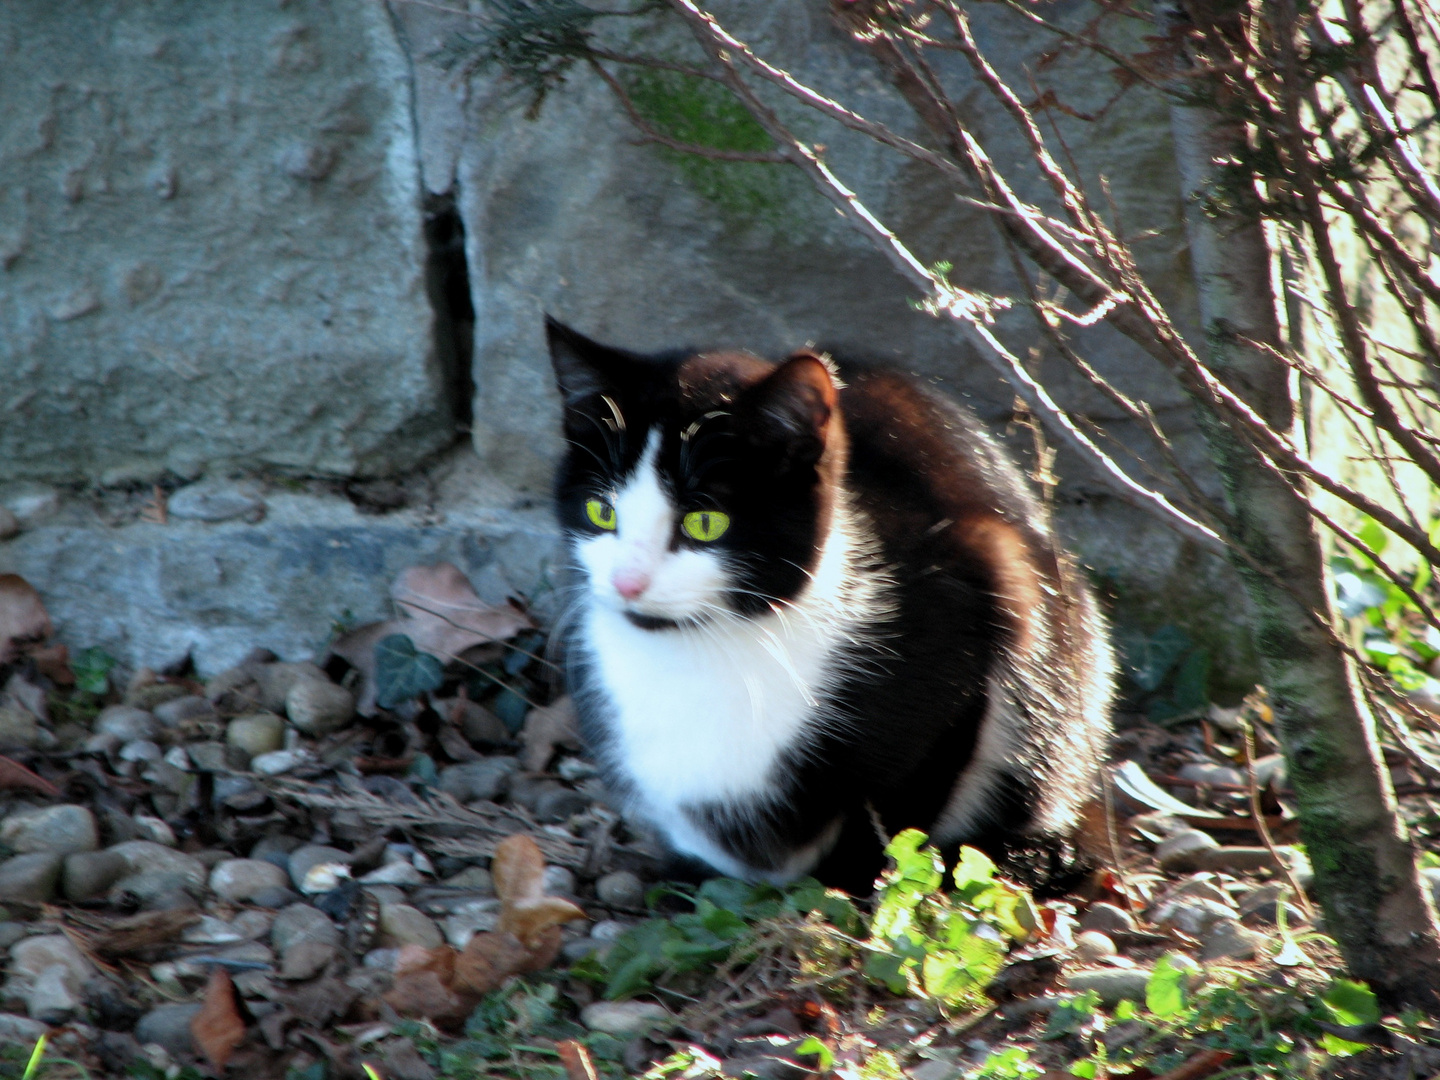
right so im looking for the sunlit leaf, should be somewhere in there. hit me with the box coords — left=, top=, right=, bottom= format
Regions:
left=1146, top=952, right=1188, bottom=1018
left=1321, top=979, right=1380, bottom=1027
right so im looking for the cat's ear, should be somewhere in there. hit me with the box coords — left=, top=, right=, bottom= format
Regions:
left=742, top=351, right=839, bottom=466
left=546, top=317, right=623, bottom=406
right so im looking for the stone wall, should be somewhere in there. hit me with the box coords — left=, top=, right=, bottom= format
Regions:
left=0, top=1, right=1256, bottom=689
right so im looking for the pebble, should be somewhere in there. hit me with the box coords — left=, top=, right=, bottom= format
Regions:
left=363, top=948, right=401, bottom=971
left=543, top=865, right=577, bottom=896
left=251, top=834, right=304, bottom=869
left=210, top=859, right=290, bottom=903
left=443, top=899, right=502, bottom=949
left=460, top=703, right=511, bottom=745
left=167, top=478, right=265, bottom=523
left=0, top=853, right=63, bottom=902
left=183, top=911, right=272, bottom=945
left=535, top=788, right=591, bottom=823
left=0, top=1013, right=46, bottom=1042
left=591, top=919, right=631, bottom=943
left=12, top=934, right=97, bottom=983
left=286, top=678, right=354, bottom=736
left=134, top=1003, right=203, bottom=1056
left=226, top=713, right=286, bottom=756
left=0, top=804, right=99, bottom=855
left=152, top=695, right=215, bottom=726
left=108, top=841, right=207, bottom=902
left=27, top=965, right=80, bottom=1023
left=443, top=866, right=495, bottom=894
left=62, top=850, right=128, bottom=901
left=271, top=904, right=341, bottom=952
left=378, top=904, right=444, bottom=949
left=280, top=941, right=338, bottom=981
left=1066, top=968, right=1152, bottom=1006
left=438, top=758, right=519, bottom=804
left=1200, top=921, right=1265, bottom=962
left=95, top=705, right=159, bottom=742
left=1155, top=830, right=1220, bottom=873
left=255, top=662, right=329, bottom=713
left=249, top=884, right=301, bottom=909
left=163, top=746, right=191, bottom=770
left=1079, top=902, right=1136, bottom=935
left=596, top=870, right=645, bottom=908
left=289, top=845, right=353, bottom=893
left=1177, top=762, right=1245, bottom=787
left=580, top=1000, right=671, bottom=1036
left=359, top=862, right=426, bottom=887
left=0, top=709, right=43, bottom=750
left=1154, top=876, right=1231, bottom=908
left=1150, top=898, right=1238, bottom=938
left=133, top=815, right=177, bottom=846
left=251, top=748, right=313, bottom=776
left=119, top=739, right=163, bottom=763
left=1238, top=884, right=1306, bottom=926
left=1074, top=931, right=1117, bottom=962
left=186, top=741, right=227, bottom=772
left=509, top=777, right=562, bottom=814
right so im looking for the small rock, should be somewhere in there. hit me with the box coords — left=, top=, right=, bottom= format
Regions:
left=167, top=478, right=265, bottom=523
left=164, top=746, right=192, bottom=770
left=458, top=703, right=511, bottom=745
left=210, top=859, right=289, bottom=903
left=1153, top=876, right=1231, bottom=909
left=556, top=756, right=600, bottom=782
left=125, top=684, right=189, bottom=712
left=0, top=1013, right=47, bottom=1042
left=288, top=845, right=353, bottom=893
left=1066, top=968, right=1152, bottom=1006
left=271, top=904, right=341, bottom=952
left=0, top=508, right=19, bottom=540
left=280, top=940, right=338, bottom=981
left=442, top=866, right=494, bottom=894
left=543, top=865, right=576, bottom=896
left=1079, top=902, right=1136, bottom=935
left=0, top=709, right=42, bottom=750
left=152, top=695, right=215, bottom=726
left=363, top=947, right=400, bottom=970
left=580, top=1000, right=671, bottom=1036
left=108, top=841, right=206, bottom=902
left=253, top=662, right=328, bottom=712
left=0, top=853, right=62, bottom=902
left=364, top=883, right=407, bottom=906
left=910, top=1062, right=960, bottom=1080
left=1238, top=884, right=1306, bottom=927
left=1200, top=921, right=1265, bottom=962
left=134, top=1003, right=203, bottom=1057
left=186, top=742, right=227, bottom=772
left=591, top=919, right=631, bottom=943
left=250, top=884, right=301, bottom=909
left=133, top=815, right=177, bottom=846
left=96, top=705, right=159, bottom=742
left=438, top=758, right=519, bottom=804
left=443, top=899, right=502, bottom=949
left=1155, top=830, right=1220, bottom=873
left=1151, top=898, right=1238, bottom=938
left=119, top=739, right=163, bottom=762
left=1250, top=754, right=1286, bottom=787
left=26, top=964, right=80, bottom=1023
left=251, top=748, right=313, bottom=776
left=1194, top=846, right=1287, bottom=874
left=226, top=713, right=286, bottom=757
left=62, top=850, right=128, bottom=901
left=378, top=903, right=443, bottom=949
left=509, top=776, right=562, bottom=814
left=286, top=678, right=354, bottom=736
left=12, top=934, right=97, bottom=983
left=0, top=804, right=99, bottom=855
left=1074, top=931, right=1117, bottom=963
left=535, top=787, right=591, bottom=823
left=359, top=862, right=426, bottom=887
left=596, top=870, right=645, bottom=909
left=183, top=911, right=273, bottom=945
left=251, top=834, right=304, bottom=869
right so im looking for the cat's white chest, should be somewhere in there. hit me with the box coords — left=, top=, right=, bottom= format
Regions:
left=581, top=602, right=833, bottom=818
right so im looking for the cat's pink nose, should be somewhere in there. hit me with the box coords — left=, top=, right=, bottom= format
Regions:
left=612, top=569, right=651, bottom=600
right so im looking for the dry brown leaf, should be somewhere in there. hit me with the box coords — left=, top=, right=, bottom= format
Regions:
left=521, top=695, right=581, bottom=772
left=492, top=834, right=586, bottom=948
left=383, top=943, right=476, bottom=1026
left=191, top=968, right=246, bottom=1070
left=392, top=563, right=533, bottom=658
left=0, top=575, right=51, bottom=665
left=28, top=643, right=72, bottom=686
left=451, top=930, right=534, bottom=996
left=0, top=756, right=59, bottom=798
left=330, top=563, right=533, bottom=715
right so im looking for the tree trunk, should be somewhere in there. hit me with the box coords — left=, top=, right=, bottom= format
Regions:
left=1169, top=0, right=1440, bottom=1007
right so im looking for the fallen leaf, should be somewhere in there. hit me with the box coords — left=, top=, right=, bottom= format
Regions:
left=521, top=696, right=581, bottom=772
left=392, top=563, right=533, bottom=659
left=330, top=563, right=533, bottom=715
left=557, top=1039, right=601, bottom=1080
left=493, top=834, right=586, bottom=948
left=191, top=968, right=246, bottom=1069
left=0, top=575, right=51, bottom=665
left=0, top=756, right=59, bottom=797
left=29, top=643, right=73, bottom=686
left=383, top=943, right=473, bottom=1026
left=451, top=930, right=535, bottom=996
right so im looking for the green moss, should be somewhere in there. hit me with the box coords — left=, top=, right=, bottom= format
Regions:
left=620, top=68, right=791, bottom=222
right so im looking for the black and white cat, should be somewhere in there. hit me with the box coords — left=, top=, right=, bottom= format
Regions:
left=548, top=318, right=1114, bottom=893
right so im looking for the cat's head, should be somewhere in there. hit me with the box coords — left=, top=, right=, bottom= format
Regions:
left=547, top=318, right=846, bottom=629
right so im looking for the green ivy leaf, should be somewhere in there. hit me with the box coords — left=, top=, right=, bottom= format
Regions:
left=1146, top=953, right=1188, bottom=1018
left=373, top=634, right=444, bottom=709
left=795, top=1037, right=834, bottom=1072
left=72, top=646, right=117, bottom=696
left=1319, top=1031, right=1369, bottom=1057
left=1321, top=979, right=1380, bottom=1027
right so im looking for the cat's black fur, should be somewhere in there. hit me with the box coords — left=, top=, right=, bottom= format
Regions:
left=549, top=318, right=1114, bottom=894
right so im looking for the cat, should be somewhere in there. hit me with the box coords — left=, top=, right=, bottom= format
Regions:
left=547, top=317, right=1115, bottom=895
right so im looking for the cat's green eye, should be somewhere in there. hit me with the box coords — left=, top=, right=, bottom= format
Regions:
left=682, top=509, right=730, bottom=542
left=585, top=498, right=617, bottom=531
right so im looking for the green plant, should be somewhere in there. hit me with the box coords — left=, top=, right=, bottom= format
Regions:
left=70, top=646, right=116, bottom=697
